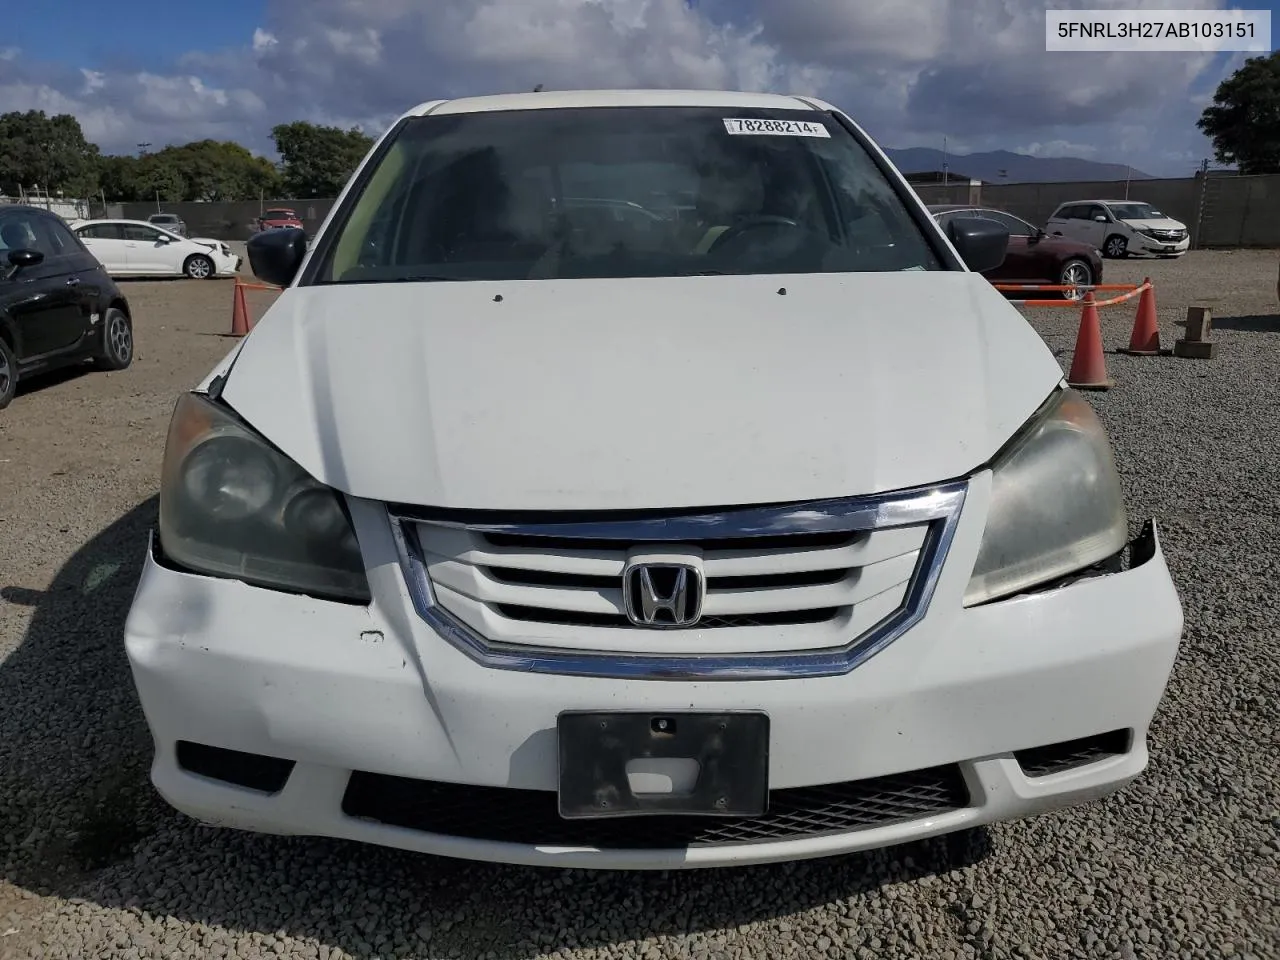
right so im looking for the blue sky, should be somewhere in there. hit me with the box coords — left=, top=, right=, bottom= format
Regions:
left=6, top=1, right=268, bottom=71
left=0, top=0, right=1271, bottom=176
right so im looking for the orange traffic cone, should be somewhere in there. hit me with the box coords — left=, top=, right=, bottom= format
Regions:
left=1118, top=278, right=1162, bottom=355
left=1067, top=293, right=1114, bottom=390
left=230, top=281, right=251, bottom=336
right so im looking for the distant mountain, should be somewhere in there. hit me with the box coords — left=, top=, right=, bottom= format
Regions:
left=883, top=147, right=1154, bottom=184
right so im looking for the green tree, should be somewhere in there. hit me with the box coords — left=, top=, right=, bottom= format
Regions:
left=271, top=121, right=374, bottom=197
left=97, top=154, right=141, bottom=201
left=98, top=141, right=281, bottom=202
left=0, top=110, right=100, bottom=197
left=161, top=140, right=281, bottom=201
left=1197, top=51, right=1280, bottom=174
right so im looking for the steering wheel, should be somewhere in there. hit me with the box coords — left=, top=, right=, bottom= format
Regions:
left=706, top=214, right=802, bottom=254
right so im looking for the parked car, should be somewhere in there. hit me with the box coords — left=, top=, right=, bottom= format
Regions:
left=256, top=207, right=304, bottom=232
left=1046, top=200, right=1189, bottom=259
left=0, top=205, right=133, bottom=410
left=929, top=204, right=1103, bottom=299
left=148, top=212, right=188, bottom=237
left=123, top=89, right=1183, bottom=871
left=70, top=219, right=241, bottom=279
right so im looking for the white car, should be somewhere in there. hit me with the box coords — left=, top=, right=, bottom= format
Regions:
left=70, top=219, right=241, bottom=279
left=123, top=89, right=1184, bottom=871
left=1045, top=200, right=1190, bottom=259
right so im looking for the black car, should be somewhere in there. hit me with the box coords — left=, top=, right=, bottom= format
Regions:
left=0, top=205, right=134, bottom=410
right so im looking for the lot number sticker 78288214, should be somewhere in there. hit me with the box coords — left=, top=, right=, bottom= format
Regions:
left=722, top=118, right=831, bottom=138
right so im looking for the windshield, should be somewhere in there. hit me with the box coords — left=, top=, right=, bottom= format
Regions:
left=1108, top=202, right=1163, bottom=221
left=308, top=105, right=945, bottom=284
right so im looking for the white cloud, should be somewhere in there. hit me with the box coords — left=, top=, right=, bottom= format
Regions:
left=79, top=69, right=105, bottom=94
left=252, top=28, right=278, bottom=53
left=0, top=0, right=1243, bottom=175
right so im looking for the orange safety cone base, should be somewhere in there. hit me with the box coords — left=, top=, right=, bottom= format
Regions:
left=1066, top=294, right=1114, bottom=390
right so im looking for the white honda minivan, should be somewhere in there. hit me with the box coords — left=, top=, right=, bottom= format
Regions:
left=1046, top=199, right=1190, bottom=259
left=123, top=89, right=1184, bottom=870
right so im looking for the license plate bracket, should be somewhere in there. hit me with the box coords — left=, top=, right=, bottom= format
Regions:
left=557, top=710, right=770, bottom=819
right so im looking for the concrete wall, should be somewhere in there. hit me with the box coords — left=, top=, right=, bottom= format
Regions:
left=101, top=175, right=1280, bottom=250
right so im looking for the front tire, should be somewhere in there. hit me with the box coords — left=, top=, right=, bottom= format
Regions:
left=0, top=337, right=17, bottom=411
left=1059, top=258, right=1093, bottom=301
left=1103, top=234, right=1128, bottom=259
left=184, top=254, right=214, bottom=279
left=94, top=307, right=133, bottom=372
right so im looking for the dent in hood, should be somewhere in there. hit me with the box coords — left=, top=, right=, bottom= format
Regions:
left=219, top=272, right=1064, bottom=512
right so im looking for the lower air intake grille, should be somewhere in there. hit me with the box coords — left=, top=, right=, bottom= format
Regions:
left=1015, top=729, right=1132, bottom=778
left=341, top=765, right=969, bottom=848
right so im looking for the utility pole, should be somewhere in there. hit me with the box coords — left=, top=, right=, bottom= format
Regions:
left=1124, top=164, right=1131, bottom=200
left=137, top=142, right=151, bottom=156
left=942, top=135, right=949, bottom=186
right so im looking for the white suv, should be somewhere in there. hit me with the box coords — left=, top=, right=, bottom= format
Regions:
left=123, top=89, right=1183, bottom=870
left=1046, top=200, right=1190, bottom=259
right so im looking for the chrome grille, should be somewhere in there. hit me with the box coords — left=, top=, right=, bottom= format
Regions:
left=415, top=523, right=926, bottom=653
left=389, top=481, right=967, bottom=680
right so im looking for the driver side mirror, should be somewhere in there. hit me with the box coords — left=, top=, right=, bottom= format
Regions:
left=945, top=218, right=1008, bottom=274
left=1093, top=215, right=1109, bottom=223
left=5, top=248, right=44, bottom=276
left=247, top=226, right=308, bottom=287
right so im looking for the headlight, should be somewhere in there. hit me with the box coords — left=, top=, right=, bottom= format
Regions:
left=963, top=388, right=1128, bottom=606
left=158, top=392, right=371, bottom=602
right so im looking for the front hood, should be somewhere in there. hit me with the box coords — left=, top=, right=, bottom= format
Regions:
left=1123, top=218, right=1185, bottom=231
left=220, top=273, right=1064, bottom=511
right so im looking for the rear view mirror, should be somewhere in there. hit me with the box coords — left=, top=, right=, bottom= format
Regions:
left=6, top=248, right=44, bottom=273
left=247, top=226, right=308, bottom=287
left=1093, top=215, right=1108, bottom=223
left=945, top=218, right=1008, bottom=274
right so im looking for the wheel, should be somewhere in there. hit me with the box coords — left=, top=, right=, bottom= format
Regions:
left=0, top=337, right=17, bottom=411
left=1103, top=234, right=1128, bottom=259
left=1058, top=258, right=1093, bottom=301
left=93, top=307, right=133, bottom=372
left=184, top=254, right=214, bottom=279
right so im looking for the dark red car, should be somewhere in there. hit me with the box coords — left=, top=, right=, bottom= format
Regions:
left=928, top=204, right=1103, bottom=300
left=256, top=207, right=304, bottom=232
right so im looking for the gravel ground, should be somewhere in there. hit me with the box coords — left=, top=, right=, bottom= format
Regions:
left=1, top=251, right=1278, bottom=960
